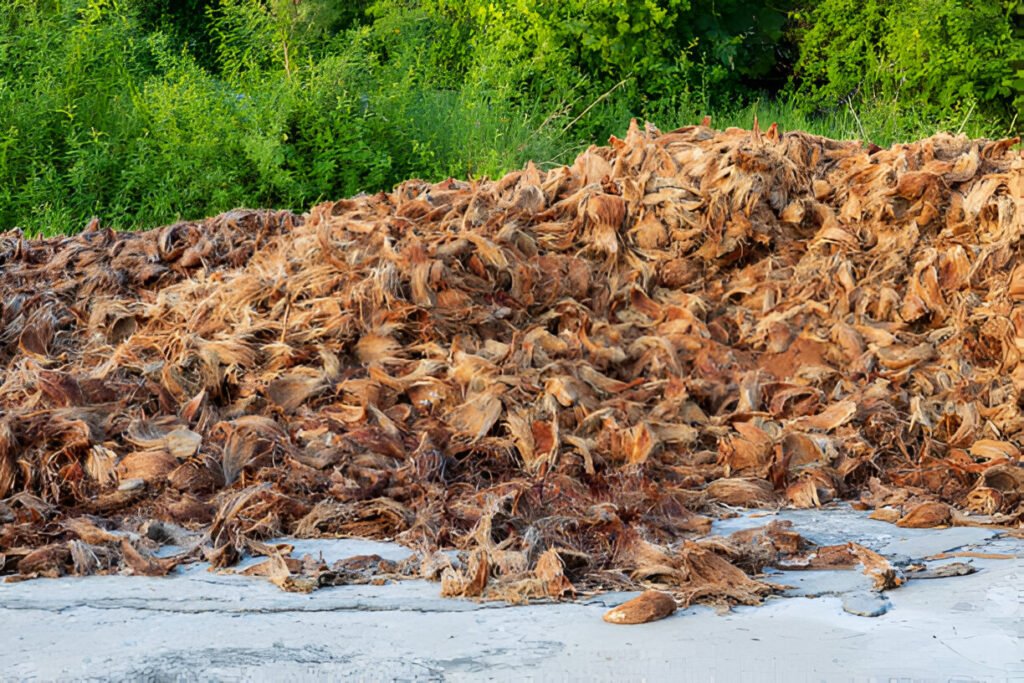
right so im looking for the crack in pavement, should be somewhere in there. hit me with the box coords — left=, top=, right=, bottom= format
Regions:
left=0, top=599, right=529, bottom=617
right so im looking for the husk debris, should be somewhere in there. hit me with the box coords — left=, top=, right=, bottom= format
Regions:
left=1, top=122, right=1022, bottom=609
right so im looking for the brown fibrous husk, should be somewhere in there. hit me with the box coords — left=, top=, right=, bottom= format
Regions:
left=1, top=121, right=1022, bottom=608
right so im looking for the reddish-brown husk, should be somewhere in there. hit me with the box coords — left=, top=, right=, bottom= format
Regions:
left=1, top=122, right=1022, bottom=606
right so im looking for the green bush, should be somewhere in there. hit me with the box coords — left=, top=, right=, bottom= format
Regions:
left=0, top=0, right=570, bottom=234
left=0, top=0, right=1015, bottom=235
left=0, top=0, right=153, bottom=232
left=790, top=0, right=1023, bottom=130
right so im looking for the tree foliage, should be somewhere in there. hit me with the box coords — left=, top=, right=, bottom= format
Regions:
left=0, top=0, right=1017, bottom=234
left=790, top=0, right=1023, bottom=124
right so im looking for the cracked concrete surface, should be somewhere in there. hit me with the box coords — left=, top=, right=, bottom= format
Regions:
left=2, top=507, right=1022, bottom=681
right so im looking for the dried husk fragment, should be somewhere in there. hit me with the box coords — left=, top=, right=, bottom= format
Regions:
left=896, top=501, right=952, bottom=528
left=848, top=543, right=903, bottom=591
left=603, top=590, right=677, bottom=625
left=868, top=507, right=902, bottom=524
left=116, top=450, right=178, bottom=484
left=17, top=543, right=71, bottom=577
left=0, top=420, right=17, bottom=499
left=705, top=478, right=778, bottom=507
left=119, top=538, right=177, bottom=576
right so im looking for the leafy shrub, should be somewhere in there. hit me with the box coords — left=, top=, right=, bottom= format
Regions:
left=0, top=0, right=570, bottom=233
left=0, top=0, right=1014, bottom=235
left=790, top=0, right=1023, bottom=129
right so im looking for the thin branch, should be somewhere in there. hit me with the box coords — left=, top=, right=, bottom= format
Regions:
left=562, top=76, right=633, bottom=133
left=846, top=98, right=867, bottom=142
left=956, top=101, right=976, bottom=136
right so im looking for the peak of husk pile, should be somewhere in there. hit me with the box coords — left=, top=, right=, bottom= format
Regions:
left=1, top=121, right=1022, bottom=606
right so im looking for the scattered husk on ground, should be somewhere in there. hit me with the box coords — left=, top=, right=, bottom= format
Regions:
left=1, top=121, right=1022, bottom=610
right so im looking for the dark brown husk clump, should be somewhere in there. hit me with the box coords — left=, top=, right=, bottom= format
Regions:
left=1, top=122, right=1022, bottom=607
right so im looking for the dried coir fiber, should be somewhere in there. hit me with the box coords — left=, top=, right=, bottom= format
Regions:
left=1, top=121, right=1022, bottom=608
left=603, top=590, right=677, bottom=624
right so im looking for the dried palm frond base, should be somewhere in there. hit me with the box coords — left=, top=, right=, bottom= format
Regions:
left=1, top=121, right=1022, bottom=613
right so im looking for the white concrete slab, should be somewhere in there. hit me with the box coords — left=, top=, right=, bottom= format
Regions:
left=2, top=507, right=1022, bottom=681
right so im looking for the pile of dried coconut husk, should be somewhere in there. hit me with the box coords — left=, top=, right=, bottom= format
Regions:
left=1, top=121, right=1022, bottom=608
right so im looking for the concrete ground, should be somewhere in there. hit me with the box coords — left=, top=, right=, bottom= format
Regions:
left=2, top=507, right=1022, bottom=682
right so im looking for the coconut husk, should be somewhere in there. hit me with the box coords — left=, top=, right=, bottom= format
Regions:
left=1, top=122, right=1022, bottom=609
left=896, top=501, right=952, bottom=528
left=603, top=590, right=677, bottom=624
